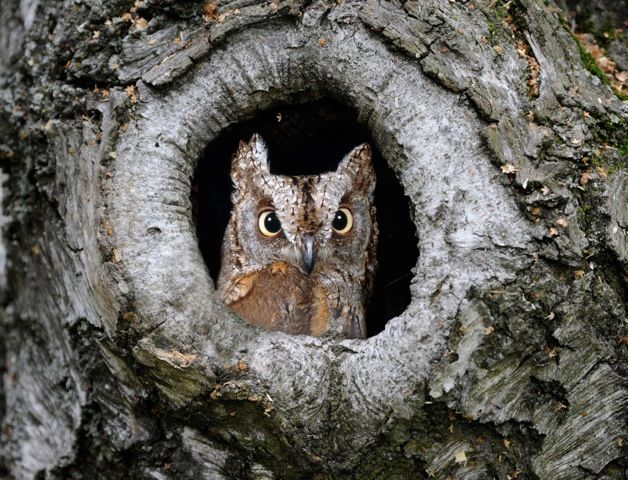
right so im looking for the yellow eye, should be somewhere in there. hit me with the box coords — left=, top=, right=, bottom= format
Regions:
left=258, top=210, right=282, bottom=237
left=332, top=208, right=353, bottom=235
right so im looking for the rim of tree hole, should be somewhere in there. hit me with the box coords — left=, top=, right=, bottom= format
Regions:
left=106, top=19, right=532, bottom=459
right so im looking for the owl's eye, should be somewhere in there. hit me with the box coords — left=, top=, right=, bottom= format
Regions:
left=258, top=210, right=282, bottom=237
left=332, top=208, right=353, bottom=235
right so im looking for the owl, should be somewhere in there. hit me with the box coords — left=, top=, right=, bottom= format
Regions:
left=217, top=134, right=378, bottom=339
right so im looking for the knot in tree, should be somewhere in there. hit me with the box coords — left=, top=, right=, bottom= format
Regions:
left=0, top=1, right=626, bottom=479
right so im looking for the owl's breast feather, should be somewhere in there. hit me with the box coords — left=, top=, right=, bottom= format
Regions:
left=221, top=261, right=331, bottom=336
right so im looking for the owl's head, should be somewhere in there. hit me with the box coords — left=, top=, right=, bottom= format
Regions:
left=228, top=134, right=376, bottom=276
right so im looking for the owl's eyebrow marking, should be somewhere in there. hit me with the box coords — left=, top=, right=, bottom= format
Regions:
left=257, top=198, right=274, bottom=210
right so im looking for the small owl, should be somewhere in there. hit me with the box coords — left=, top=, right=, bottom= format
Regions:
left=217, top=134, right=378, bottom=339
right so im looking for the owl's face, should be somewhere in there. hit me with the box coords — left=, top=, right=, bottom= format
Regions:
left=228, top=134, right=376, bottom=276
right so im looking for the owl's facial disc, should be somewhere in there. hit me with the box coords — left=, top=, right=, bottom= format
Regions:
left=230, top=134, right=375, bottom=283
left=263, top=181, right=362, bottom=275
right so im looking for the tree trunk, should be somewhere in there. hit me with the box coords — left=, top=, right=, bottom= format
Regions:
left=1, top=0, right=626, bottom=479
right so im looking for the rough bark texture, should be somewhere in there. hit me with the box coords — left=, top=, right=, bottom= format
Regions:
left=0, top=0, right=626, bottom=479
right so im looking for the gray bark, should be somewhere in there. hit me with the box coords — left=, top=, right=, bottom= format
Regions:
left=1, top=0, right=626, bottom=479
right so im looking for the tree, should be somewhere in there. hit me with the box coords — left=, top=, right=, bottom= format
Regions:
left=1, top=0, right=626, bottom=478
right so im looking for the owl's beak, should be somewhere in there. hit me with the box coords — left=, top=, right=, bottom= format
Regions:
left=302, top=235, right=316, bottom=275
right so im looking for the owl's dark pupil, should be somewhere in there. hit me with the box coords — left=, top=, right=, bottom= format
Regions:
left=264, top=212, right=281, bottom=233
left=333, top=210, right=348, bottom=230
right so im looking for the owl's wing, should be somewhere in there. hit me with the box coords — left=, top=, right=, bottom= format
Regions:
left=219, top=271, right=260, bottom=305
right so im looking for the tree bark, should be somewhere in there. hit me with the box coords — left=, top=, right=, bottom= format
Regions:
left=1, top=0, right=626, bottom=479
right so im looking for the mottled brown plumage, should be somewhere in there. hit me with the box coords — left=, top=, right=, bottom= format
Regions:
left=217, top=134, right=378, bottom=338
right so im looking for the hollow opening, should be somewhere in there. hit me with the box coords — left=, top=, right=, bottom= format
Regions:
left=193, top=98, right=418, bottom=336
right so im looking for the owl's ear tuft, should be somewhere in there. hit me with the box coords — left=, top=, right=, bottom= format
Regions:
left=231, top=133, right=271, bottom=189
left=248, top=133, right=270, bottom=168
left=337, top=143, right=376, bottom=193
